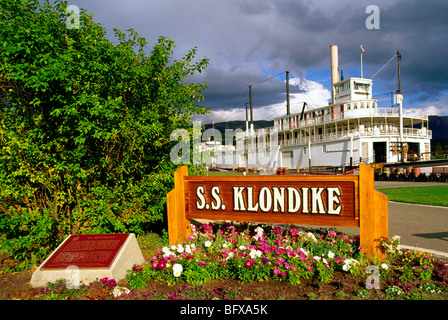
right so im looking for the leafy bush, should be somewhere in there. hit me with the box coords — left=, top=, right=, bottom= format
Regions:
left=0, top=0, right=209, bottom=267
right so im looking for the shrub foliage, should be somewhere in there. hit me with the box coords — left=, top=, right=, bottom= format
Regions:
left=0, top=0, right=209, bottom=265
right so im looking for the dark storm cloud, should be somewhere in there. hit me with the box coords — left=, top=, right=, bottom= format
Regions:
left=71, top=0, right=448, bottom=116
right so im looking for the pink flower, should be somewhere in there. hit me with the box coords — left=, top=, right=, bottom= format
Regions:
left=328, top=230, right=337, bottom=238
left=199, top=261, right=206, bottom=266
left=281, top=272, right=287, bottom=277
left=289, top=227, right=300, bottom=237
left=157, top=258, right=167, bottom=270
left=107, top=279, right=116, bottom=288
left=422, top=265, right=430, bottom=270
left=273, top=268, right=281, bottom=275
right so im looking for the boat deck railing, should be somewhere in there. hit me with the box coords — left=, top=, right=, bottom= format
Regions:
left=236, top=127, right=432, bottom=151
left=275, top=107, right=427, bottom=132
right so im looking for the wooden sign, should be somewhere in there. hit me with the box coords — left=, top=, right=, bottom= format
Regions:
left=167, top=164, right=388, bottom=259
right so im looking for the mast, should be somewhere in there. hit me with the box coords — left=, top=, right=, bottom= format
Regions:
left=245, top=103, right=249, bottom=134
left=397, top=51, right=402, bottom=94
left=286, top=71, right=290, bottom=115
left=397, top=51, right=404, bottom=163
left=249, top=85, right=254, bottom=134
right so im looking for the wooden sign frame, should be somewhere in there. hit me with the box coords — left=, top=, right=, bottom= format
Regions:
left=167, top=163, right=388, bottom=258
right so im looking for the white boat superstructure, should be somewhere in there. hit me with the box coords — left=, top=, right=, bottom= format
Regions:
left=218, top=45, right=432, bottom=170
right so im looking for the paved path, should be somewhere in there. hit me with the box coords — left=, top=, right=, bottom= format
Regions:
left=376, top=181, right=448, bottom=257
left=337, top=181, right=448, bottom=258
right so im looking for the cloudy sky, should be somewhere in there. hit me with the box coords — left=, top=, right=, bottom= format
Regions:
left=73, top=0, right=448, bottom=123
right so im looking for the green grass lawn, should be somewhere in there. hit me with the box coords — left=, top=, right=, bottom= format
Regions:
left=377, top=185, right=448, bottom=207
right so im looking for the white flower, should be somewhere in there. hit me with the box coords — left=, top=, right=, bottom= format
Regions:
left=249, top=249, right=262, bottom=259
left=254, top=227, right=264, bottom=238
left=171, top=245, right=177, bottom=251
left=113, top=286, right=131, bottom=298
left=163, top=249, right=175, bottom=258
left=204, top=240, right=212, bottom=248
left=307, top=232, right=318, bottom=243
left=239, top=245, right=246, bottom=251
left=185, top=245, right=191, bottom=254
left=173, top=263, right=183, bottom=277
left=226, top=252, right=234, bottom=260
left=327, top=251, right=335, bottom=259
left=223, top=241, right=230, bottom=248
left=313, top=256, right=321, bottom=261
left=381, top=263, right=388, bottom=270
left=177, top=244, right=184, bottom=253
left=190, top=243, right=196, bottom=251
left=342, top=258, right=359, bottom=272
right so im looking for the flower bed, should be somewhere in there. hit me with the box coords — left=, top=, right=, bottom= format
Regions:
left=126, top=221, right=448, bottom=300
left=4, top=221, right=447, bottom=300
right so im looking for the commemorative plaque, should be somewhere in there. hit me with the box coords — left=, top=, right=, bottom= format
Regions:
left=30, top=233, right=145, bottom=288
left=41, top=233, right=129, bottom=269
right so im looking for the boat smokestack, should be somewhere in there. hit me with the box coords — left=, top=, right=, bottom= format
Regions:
left=330, top=45, right=339, bottom=105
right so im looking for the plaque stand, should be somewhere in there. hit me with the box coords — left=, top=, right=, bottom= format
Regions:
left=30, top=233, right=145, bottom=288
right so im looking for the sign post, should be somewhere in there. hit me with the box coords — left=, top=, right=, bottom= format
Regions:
left=167, top=163, right=388, bottom=259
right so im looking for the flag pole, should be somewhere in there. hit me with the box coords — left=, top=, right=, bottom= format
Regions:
left=360, top=45, right=364, bottom=78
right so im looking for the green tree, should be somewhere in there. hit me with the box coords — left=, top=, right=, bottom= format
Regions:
left=0, top=0, right=209, bottom=267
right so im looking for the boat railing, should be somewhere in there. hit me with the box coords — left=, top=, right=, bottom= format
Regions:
left=273, top=105, right=428, bottom=132
left=277, top=127, right=432, bottom=147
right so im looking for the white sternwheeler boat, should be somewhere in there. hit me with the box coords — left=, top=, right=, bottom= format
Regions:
left=229, top=45, right=431, bottom=171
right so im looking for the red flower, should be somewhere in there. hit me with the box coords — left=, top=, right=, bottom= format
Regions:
left=244, top=259, right=254, bottom=268
left=133, top=266, right=143, bottom=271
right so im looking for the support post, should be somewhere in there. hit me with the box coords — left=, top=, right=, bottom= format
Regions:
left=359, top=164, right=388, bottom=260
left=167, top=166, right=191, bottom=246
